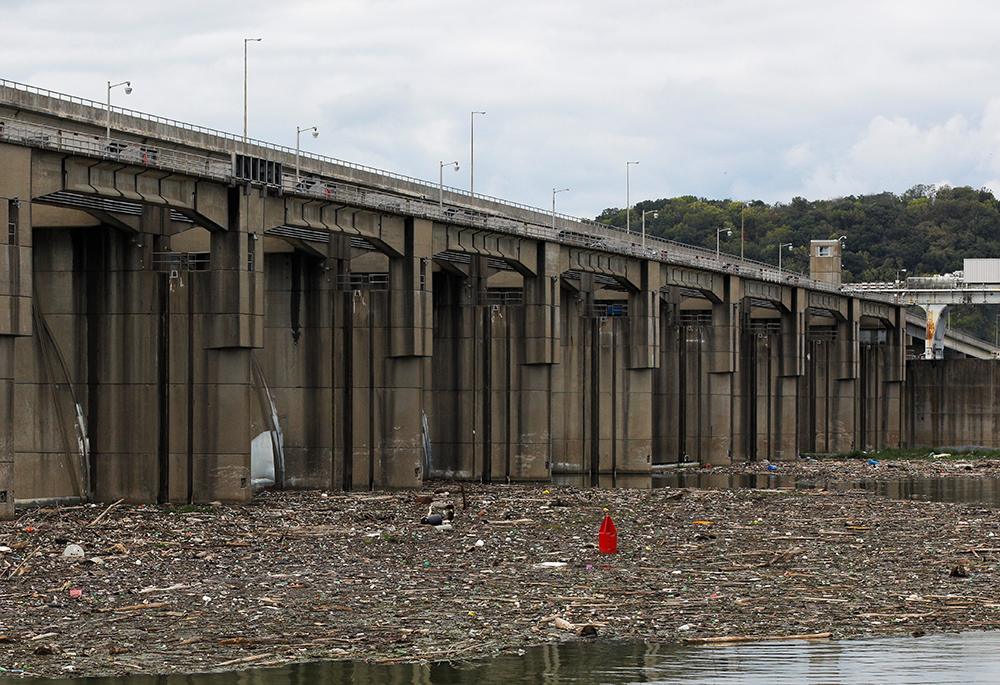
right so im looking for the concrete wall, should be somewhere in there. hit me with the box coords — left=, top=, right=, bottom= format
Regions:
left=907, top=359, right=1000, bottom=449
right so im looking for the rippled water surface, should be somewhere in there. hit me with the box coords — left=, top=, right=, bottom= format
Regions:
left=9, top=633, right=1000, bottom=685
left=653, top=471, right=1000, bottom=507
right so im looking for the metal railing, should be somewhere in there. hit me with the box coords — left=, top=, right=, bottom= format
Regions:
left=0, top=117, right=231, bottom=180
left=0, top=78, right=896, bottom=303
left=151, top=251, right=210, bottom=272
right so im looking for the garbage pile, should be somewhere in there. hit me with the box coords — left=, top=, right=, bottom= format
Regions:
left=2, top=471, right=1000, bottom=678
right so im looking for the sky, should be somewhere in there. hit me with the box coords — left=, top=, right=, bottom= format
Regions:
left=5, top=0, right=1000, bottom=220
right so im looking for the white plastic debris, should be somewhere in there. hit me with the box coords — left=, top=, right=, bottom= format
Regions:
left=62, top=544, right=85, bottom=559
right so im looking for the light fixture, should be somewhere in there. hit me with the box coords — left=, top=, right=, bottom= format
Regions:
left=642, top=209, right=658, bottom=252
left=440, top=160, right=460, bottom=207
left=296, top=126, right=319, bottom=182
left=106, top=80, right=132, bottom=141
left=716, top=226, right=732, bottom=262
left=778, top=242, right=794, bottom=275
left=552, top=188, right=569, bottom=231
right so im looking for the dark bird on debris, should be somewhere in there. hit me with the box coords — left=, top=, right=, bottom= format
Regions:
left=419, top=502, right=456, bottom=531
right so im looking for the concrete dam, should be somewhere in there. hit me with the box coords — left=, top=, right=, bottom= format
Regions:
left=0, top=79, right=916, bottom=516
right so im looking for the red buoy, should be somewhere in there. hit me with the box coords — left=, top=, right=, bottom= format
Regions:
left=599, top=514, right=618, bottom=554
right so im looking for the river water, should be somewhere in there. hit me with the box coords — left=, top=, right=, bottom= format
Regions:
left=7, top=632, right=1000, bottom=684
left=652, top=472, right=1000, bottom=507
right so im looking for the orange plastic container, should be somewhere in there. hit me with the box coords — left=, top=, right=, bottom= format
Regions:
left=599, top=514, right=618, bottom=554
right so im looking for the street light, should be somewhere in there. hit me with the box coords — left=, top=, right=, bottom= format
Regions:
left=896, top=268, right=907, bottom=286
left=296, top=126, right=319, bottom=182
left=778, top=242, right=793, bottom=276
left=716, top=226, right=732, bottom=263
left=106, top=80, right=132, bottom=141
left=440, top=160, right=459, bottom=207
left=471, top=111, right=485, bottom=198
left=244, top=38, right=262, bottom=141
left=552, top=188, right=569, bottom=232
left=642, top=209, right=658, bottom=252
left=626, top=161, right=639, bottom=235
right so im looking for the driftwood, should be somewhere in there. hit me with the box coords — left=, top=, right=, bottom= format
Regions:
left=215, top=653, right=276, bottom=667
left=88, top=499, right=125, bottom=527
left=542, top=615, right=598, bottom=637
left=682, top=632, right=832, bottom=645
left=758, top=546, right=804, bottom=567
left=95, top=602, right=171, bottom=614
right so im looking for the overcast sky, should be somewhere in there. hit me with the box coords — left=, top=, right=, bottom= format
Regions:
left=5, top=0, right=1000, bottom=219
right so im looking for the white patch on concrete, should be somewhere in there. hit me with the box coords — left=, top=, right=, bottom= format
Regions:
left=251, top=431, right=275, bottom=490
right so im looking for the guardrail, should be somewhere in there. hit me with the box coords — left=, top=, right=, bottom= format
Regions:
left=0, top=84, right=896, bottom=302
left=0, top=116, right=232, bottom=180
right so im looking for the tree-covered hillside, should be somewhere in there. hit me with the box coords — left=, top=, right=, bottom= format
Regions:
left=596, top=185, right=1000, bottom=342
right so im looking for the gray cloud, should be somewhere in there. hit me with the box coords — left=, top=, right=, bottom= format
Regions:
left=4, top=0, right=1000, bottom=218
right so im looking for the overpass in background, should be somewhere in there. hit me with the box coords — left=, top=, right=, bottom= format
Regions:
left=844, top=261, right=1000, bottom=359
left=0, top=79, right=910, bottom=516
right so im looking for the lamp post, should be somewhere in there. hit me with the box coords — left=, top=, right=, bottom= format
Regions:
left=471, top=111, right=485, bottom=198
left=716, top=226, right=732, bottom=263
left=440, top=160, right=459, bottom=207
left=896, top=268, right=907, bottom=286
left=244, top=38, right=262, bottom=141
left=552, top=188, right=569, bottom=232
left=106, top=80, right=132, bottom=141
left=778, top=242, right=793, bottom=276
left=296, top=126, right=319, bottom=182
left=642, top=209, right=658, bottom=252
left=626, top=161, right=639, bottom=236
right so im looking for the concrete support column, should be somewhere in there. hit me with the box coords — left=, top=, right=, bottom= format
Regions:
left=524, top=242, right=561, bottom=365
left=389, top=218, right=433, bottom=358
left=609, top=262, right=661, bottom=473
left=88, top=212, right=162, bottom=504
left=343, top=289, right=377, bottom=490
left=823, top=302, right=861, bottom=453
left=511, top=242, right=562, bottom=480
left=627, top=262, right=661, bottom=370
left=259, top=247, right=337, bottom=491
left=182, top=187, right=266, bottom=502
left=375, top=217, right=433, bottom=488
left=207, top=191, right=264, bottom=349
left=835, top=301, right=860, bottom=381
left=329, top=234, right=352, bottom=490
left=430, top=257, right=491, bottom=480
left=0, top=336, right=13, bottom=518
left=653, top=289, right=686, bottom=464
left=552, top=274, right=594, bottom=477
left=881, top=308, right=906, bottom=448
left=779, top=287, right=807, bottom=378
left=704, top=279, right=742, bottom=465
left=1, top=145, right=33, bottom=516
left=774, top=287, right=807, bottom=459
left=379, top=353, right=430, bottom=488
left=189, top=347, right=254, bottom=501
left=512, top=360, right=552, bottom=480
left=922, top=304, right=950, bottom=360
